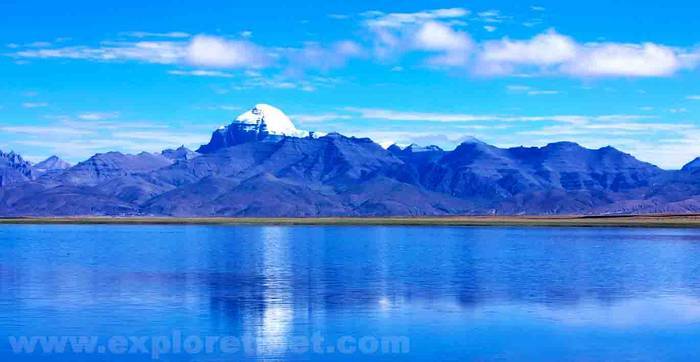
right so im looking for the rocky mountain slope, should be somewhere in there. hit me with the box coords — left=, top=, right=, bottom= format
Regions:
left=0, top=151, right=34, bottom=187
left=32, top=155, right=71, bottom=176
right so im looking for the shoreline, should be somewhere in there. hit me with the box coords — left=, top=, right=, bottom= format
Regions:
left=1, top=215, right=700, bottom=228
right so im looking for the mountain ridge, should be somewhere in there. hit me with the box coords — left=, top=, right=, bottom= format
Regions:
left=1, top=104, right=699, bottom=216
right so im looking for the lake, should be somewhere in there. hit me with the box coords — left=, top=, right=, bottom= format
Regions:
left=1, top=225, right=700, bottom=361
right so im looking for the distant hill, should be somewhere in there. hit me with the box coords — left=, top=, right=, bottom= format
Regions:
left=1, top=104, right=699, bottom=216
left=32, top=155, right=71, bottom=176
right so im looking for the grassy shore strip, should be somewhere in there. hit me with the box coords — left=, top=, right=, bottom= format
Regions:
left=1, top=215, right=700, bottom=227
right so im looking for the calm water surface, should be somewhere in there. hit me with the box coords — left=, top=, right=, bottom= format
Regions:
left=1, top=225, right=700, bottom=361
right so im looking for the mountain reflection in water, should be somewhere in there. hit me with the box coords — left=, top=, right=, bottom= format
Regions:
left=2, top=225, right=700, bottom=361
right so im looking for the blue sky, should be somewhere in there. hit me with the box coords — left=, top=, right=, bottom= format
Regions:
left=2, top=0, right=700, bottom=168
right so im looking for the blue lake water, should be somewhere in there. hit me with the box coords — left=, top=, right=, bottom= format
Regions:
left=2, top=225, right=700, bottom=361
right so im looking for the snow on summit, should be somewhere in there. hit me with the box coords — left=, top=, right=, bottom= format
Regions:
left=197, top=103, right=324, bottom=153
left=234, top=104, right=309, bottom=137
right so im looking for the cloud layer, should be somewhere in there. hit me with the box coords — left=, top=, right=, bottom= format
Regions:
left=358, top=9, right=700, bottom=77
left=13, top=35, right=269, bottom=69
left=476, top=30, right=692, bottom=77
left=10, top=8, right=700, bottom=78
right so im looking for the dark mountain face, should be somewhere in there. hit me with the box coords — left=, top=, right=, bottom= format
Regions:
left=52, top=151, right=173, bottom=186
left=682, top=157, right=700, bottom=174
left=411, top=141, right=660, bottom=196
left=506, top=143, right=663, bottom=193
left=2, top=131, right=694, bottom=217
left=142, top=133, right=409, bottom=216
left=196, top=123, right=277, bottom=153
left=0, top=151, right=34, bottom=186
left=1, top=105, right=699, bottom=217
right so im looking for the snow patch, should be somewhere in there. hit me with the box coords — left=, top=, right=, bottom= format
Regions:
left=234, top=104, right=309, bottom=137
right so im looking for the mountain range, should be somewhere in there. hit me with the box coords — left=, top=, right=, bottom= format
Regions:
left=1, top=103, right=699, bottom=217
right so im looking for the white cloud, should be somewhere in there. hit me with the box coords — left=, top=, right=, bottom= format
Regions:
left=184, top=35, right=269, bottom=68
left=563, top=42, right=681, bottom=77
left=26, top=41, right=52, bottom=48
left=232, top=72, right=339, bottom=92
left=291, top=113, right=353, bottom=123
left=22, top=102, right=48, bottom=108
left=635, top=143, right=700, bottom=170
left=12, top=35, right=270, bottom=69
left=343, top=107, right=648, bottom=124
left=686, top=95, right=700, bottom=100
left=110, top=130, right=199, bottom=145
left=477, top=10, right=508, bottom=23
left=8, top=41, right=53, bottom=49
left=77, top=112, right=118, bottom=121
left=478, top=30, right=577, bottom=74
left=363, top=9, right=472, bottom=66
left=478, top=29, right=694, bottom=77
left=413, top=22, right=470, bottom=51
left=363, top=8, right=469, bottom=28
left=506, top=85, right=532, bottom=92
left=0, top=126, right=93, bottom=137
left=527, top=90, right=559, bottom=95
left=168, top=69, right=233, bottom=78
left=3, top=117, right=211, bottom=162
left=506, top=85, right=559, bottom=95
left=413, top=22, right=473, bottom=66
left=214, top=105, right=241, bottom=111
left=9, top=16, right=700, bottom=80
left=121, top=31, right=191, bottom=39
left=328, top=14, right=350, bottom=20
left=348, top=108, right=492, bottom=122
left=14, top=41, right=186, bottom=64
left=287, top=40, right=364, bottom=72
left=520, top=122, right=694, bottom=136
left=194, top=104, right=242, bottom=112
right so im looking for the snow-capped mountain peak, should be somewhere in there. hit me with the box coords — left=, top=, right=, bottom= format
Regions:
left=234, top=104, right=308, bottom=137
left=197, top=104, right=317, bottom=153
